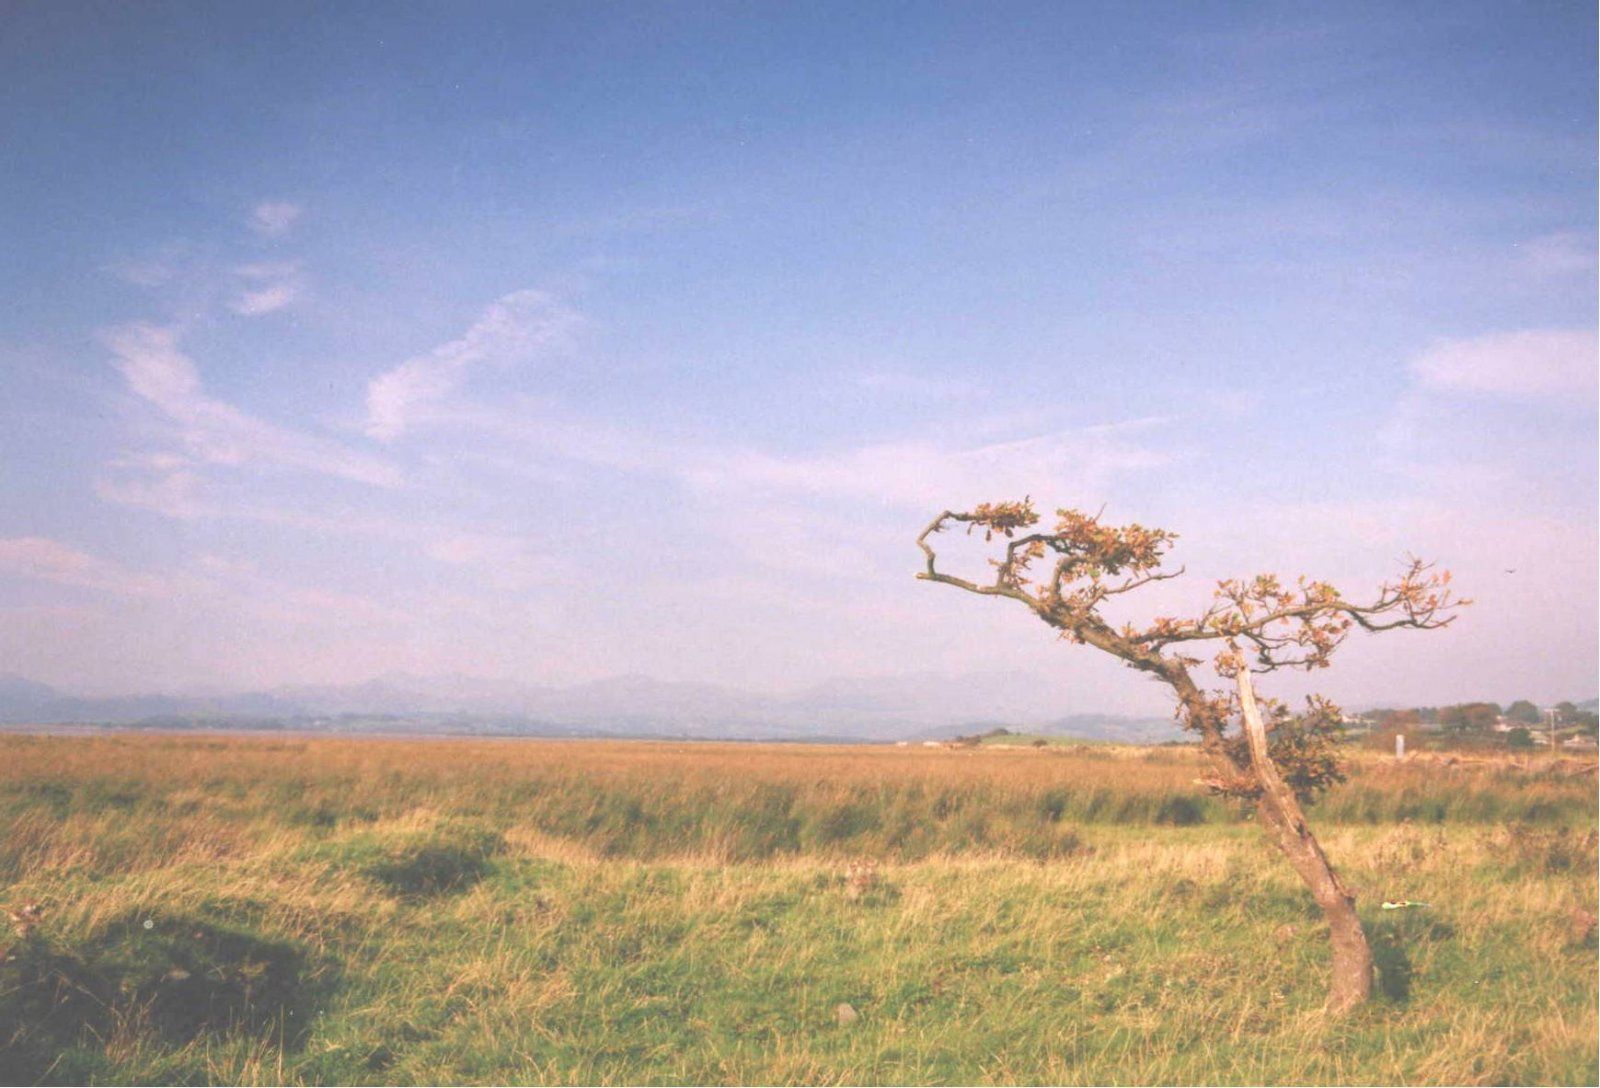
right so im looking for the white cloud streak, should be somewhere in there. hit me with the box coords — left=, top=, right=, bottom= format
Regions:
left=249, top=201, right=302, bottom=237
left=0, top=536, right=409, bottom=652
left=102, top=323, right=402, bottom=488
left=94, top=465, right=209, bottom=519
left=365, top=290, right=582, bottom=440
left=0, top=537, right=170, bottom=597
left=1409, top=328, right=1598, bottom=401
left=1515, top=232, right=1596, bottom=278
left=682, top=423, right=1170, bottom=510
left=229, top=282, right=300, bottom=316
left=229, top=261, right=303, bottom=316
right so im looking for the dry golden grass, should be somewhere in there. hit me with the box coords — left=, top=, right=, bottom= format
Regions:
left=0, top=734, right=1593, bottom=1085
left=0, top=734, right=1586, bottom=809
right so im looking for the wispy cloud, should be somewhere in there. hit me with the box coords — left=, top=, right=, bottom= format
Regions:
left=230, top=283, right=299, bottom=316
left=0, top=537, right=170, bottom=597
left=1409, top=328, right=1598, bottom=401
left=229, top=261, right=303, bottom=316
left=365, top=289, right=582, bottom=440
left=111, top=258, right=177, bottom=288
left=102, top=323, right=402, bottom=487
left=422, top=531, right=559, bottom=590
left=249, top=200, right=302, bottom=237
left=682, top=422, right=1170, bottom=510
left=112, top=227, right=307, bottom=317
left=1514, top=232, right=1596, bottom=279
left=0, top=536, right=403, bottom=631
left=94, top=461, right=209, bottom=519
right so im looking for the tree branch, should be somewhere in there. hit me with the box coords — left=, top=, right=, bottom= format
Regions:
left=915, top=509, right=1041, bottom=606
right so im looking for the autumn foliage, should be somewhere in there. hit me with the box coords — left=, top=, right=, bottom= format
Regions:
left=919, top=498, right=1465, bottom=801
left=919, top=498, right=1467, bottom=1013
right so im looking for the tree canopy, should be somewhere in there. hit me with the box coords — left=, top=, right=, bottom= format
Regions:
left=1505, top=699, right=1542, bottom=725
left=916, top=499, right=1465, bottom=780
left=1438, top=702, right=1500, bottom=733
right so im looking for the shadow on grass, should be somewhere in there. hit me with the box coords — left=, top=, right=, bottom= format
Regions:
left=1369, top=920, right=1414, bottom=1003
left=361, top=825, right=505, bottom=900
left=0, top=911, right=333, bottom=1084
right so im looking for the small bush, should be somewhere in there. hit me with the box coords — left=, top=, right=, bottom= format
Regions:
left=1154, top=796, right=1204, bottom=826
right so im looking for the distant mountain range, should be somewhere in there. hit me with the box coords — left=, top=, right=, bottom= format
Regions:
left=0, top=670, right=1182, bottom=744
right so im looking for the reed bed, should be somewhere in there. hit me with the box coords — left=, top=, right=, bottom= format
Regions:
left=0, top=736, right=1590, bottom=868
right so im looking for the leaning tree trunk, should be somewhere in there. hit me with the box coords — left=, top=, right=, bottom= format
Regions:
left=1235, top=668, right=1373, bottom=1014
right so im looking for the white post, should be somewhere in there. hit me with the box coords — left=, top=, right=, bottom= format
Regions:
left=1395, top=734, right=1405, bottom=760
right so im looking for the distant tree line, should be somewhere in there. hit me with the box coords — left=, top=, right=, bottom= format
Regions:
left=948, top=726, right=1015, bottom=747
left=1362, top=700, right=1598, bottom=748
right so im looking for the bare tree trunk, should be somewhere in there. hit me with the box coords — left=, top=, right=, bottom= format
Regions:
left=1236, top=668, right=1373, bottom=1014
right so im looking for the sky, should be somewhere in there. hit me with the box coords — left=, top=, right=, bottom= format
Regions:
left=1, top=1, right=1595, bottom=713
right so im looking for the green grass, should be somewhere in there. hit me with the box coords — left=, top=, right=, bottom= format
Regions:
left=0, top=736, right=1594, bottom=1085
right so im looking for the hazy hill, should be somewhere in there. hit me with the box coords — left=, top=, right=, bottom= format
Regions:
left=0, top=670, right=1183, bottom=743
left=6, top=672, right=1595, bottom=745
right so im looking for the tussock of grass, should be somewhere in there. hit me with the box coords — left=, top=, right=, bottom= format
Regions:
left=0, top=735, right=1593, bottom=1085
left=348, top=823, right=506, bottom=899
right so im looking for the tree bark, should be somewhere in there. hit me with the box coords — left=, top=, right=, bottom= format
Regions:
left=1236, top=667, right=1373, bottom=1014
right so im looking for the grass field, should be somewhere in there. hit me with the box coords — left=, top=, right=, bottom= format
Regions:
left=1, top=735, right=1595, bottom=1085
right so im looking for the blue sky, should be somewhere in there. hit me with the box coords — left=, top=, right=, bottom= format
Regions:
left=1, top=1, right=1594, bottom=711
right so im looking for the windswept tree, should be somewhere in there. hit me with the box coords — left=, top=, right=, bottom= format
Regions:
left=916, top=499, right=1465, bottom=1013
